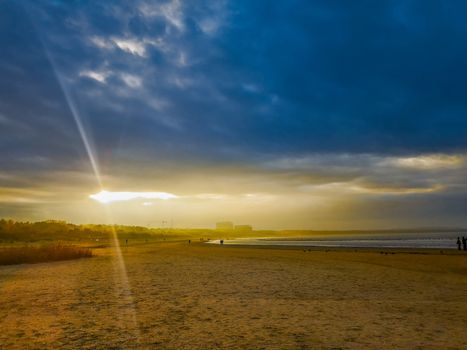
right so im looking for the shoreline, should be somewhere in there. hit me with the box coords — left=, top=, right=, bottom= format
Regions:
left=203, top=241, right=467, bottom=255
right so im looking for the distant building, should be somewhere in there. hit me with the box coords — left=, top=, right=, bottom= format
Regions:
left=234, top=225, right=253, bottom=233
left=216, top=221, right=234, bottom=231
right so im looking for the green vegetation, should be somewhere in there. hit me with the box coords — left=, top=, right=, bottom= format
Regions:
left=0, top=219, right=216, bottom=243
left=0, top=244, right=92, bottom=265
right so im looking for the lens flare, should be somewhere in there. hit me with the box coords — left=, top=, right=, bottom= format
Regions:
left=29, top=13, right=140, bottom=343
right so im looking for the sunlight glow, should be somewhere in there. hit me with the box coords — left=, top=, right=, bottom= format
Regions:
left=390, top=154, right=464, bottom=169
left=349, top=184, right=444, bottom=194
left=90, top=190, right=178, bottom=204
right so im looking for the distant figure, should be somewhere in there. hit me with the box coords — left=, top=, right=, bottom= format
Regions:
left=457, top=237, right=462, bottom=250
left=188, top=239, right=191, bottom=244
left=126, top=239, right=128, bottom=245
left=220, top=239, right=224, bottom=245
left=462, top=236, right=467, bottom=251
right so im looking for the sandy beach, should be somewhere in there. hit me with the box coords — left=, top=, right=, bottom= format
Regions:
left=0, top=242, right=466, bottom=349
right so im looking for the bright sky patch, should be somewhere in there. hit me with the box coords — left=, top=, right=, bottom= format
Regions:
left=90, top=190, right=178, bottom=204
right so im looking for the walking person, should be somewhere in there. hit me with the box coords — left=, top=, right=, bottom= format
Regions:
left=462, top=236, right=467, bottom=251
left=457, top=237, right=462, bottom=250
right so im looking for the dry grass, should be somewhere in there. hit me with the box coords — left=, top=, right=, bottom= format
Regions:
left=0, top=244, right=92, bottom=265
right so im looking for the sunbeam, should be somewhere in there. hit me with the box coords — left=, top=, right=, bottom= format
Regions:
left=43, top=51, right=103, bottom=189
left=25, top=7, right=141, bottom=342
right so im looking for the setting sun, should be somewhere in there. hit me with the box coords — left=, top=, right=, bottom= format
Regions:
left=89, top=190, right=178, bottom=204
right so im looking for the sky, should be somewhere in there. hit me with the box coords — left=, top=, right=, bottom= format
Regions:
left=1, top=0, right=467, bottom=229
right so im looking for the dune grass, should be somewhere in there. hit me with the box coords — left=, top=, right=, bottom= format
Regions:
left=0, top=244, right=92, bottom=265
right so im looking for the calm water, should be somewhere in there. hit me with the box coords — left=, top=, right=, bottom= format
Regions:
left=208, top=232, right=466, bottom=249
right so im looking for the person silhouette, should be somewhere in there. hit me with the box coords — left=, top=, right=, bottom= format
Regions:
left=462, top=236, right=467, bottom=251
left=457, top=237, right=462, bottom=250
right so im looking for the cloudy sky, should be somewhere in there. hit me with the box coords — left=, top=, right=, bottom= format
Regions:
left=1, top=0, right=467, bottom=229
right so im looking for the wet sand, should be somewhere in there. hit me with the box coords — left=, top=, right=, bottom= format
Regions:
left=0, top=242, right=466, bottom=349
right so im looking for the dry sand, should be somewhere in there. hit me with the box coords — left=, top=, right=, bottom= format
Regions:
left=0, top=241, right=466, bottom=349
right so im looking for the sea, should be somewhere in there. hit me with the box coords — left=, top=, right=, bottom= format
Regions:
left=207, top=231, right=466, bottom=249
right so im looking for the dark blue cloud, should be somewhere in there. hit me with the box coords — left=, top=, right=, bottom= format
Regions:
left=221, top=0, right=467, bottom=154
left=1, top=0, right=467, bottom=175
